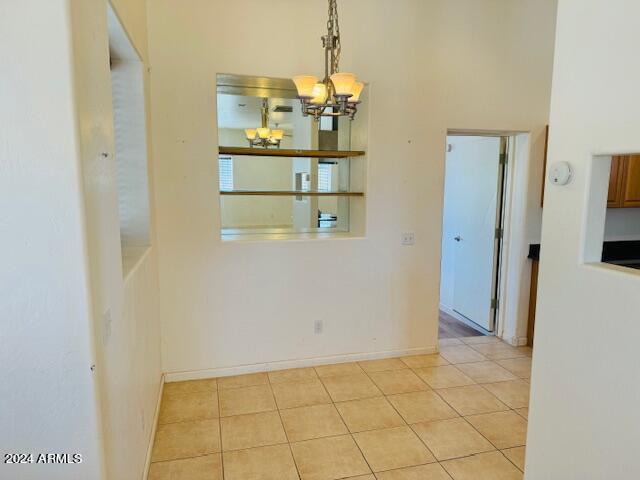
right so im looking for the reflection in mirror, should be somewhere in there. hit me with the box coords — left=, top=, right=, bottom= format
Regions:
left=216, top=74, right=355, bottom=237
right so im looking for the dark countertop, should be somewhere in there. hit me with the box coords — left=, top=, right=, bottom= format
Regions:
left=528, top=241, right=640, bottom=269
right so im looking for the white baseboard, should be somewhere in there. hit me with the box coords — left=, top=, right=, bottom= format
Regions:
left=164, top=346, right=438, bottom=383
left=142, top=374, right=164, bottom=480
left=508, top=336, right=528, bottom=346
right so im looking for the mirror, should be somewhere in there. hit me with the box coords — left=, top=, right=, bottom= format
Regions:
left=216, top=74, right=353, bottom=237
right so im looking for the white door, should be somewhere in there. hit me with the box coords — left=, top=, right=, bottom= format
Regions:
left=442, top=136, right=502, bottom=331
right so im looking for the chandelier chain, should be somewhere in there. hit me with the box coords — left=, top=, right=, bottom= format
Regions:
left=328, top=0, right=341, bottom=74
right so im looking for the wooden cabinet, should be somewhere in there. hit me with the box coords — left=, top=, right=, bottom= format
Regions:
left=608, top=155, right=640, bottom=208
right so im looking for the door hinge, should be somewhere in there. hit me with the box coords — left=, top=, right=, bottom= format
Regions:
left=499, top=153, right=508, bottom=165
left=495, top=228, right=504, bottom=239
left=491, top=298, right=499, bottom=310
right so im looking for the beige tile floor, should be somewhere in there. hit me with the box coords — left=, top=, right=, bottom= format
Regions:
left=148, top=335, right=532, bottom=480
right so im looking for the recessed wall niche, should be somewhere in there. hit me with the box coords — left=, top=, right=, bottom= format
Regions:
left=585, top=154, right=640, bottom=271
left=108, top=7, right=151, bottom=275
left=215, top=74, right=367, bottom=240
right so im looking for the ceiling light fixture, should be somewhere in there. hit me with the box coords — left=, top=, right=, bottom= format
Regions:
left=293, top=0, right=363, bottom=121
left=244, top=98, right=284, bottom=148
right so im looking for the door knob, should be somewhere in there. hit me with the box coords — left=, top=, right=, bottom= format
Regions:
left=454, top=236, right=461, bottom=242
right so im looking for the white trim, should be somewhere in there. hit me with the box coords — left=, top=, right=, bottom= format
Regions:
left=164, top=346, right=438, bottom=382
left=142, top=374, right=164, bottom=480
left=498, top=133, right=534, bottom=343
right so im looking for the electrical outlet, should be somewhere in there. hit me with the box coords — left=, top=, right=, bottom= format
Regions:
left=102, top=308, right=112, bottom=346
left=401, top=232, right=415, bottom=245
left=314, top=320, right=323, bottom=334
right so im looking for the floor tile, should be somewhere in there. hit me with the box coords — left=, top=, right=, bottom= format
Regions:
left=315, top=362, right=364, bottom=378
left=219, top=384, right=276, bottom=417
left=367, top=369, right=430, bottom=395
left=271, top=379, right=332, bottom=409
left=159, top=391, right=218, bottom=424
left=387, top=391, right=458, bottom=424
left=321, top=373, right=382, bottom=402
left=436, top=385, right=509, bottom=416
left=280, top=404, right=348, bottom=442
left=502, top=446, right=526, bottom=471
left=484, top=380, right=530, bottom=409
left=151, top=419, right=221, bottom=462
left=461, top=336, right=503, bottom=345
left=291, top=435, right=371, bottom=480
left=223, top=444, right=299, bottom=480
left=217, top=372, right=269, bottom=390
left=400, top=354, right=449, bottom=368
left=514, top=408, right=528, bottom=420
left=439, top=346, right=487, bottom=364
left=268, top=367, right=318, bottom=384
left=441, top=451, right=522, bottom=480
left=375, top=463, right=453, bottom=479
left=148, top=453, right=223, bottom=480
left=414, top=365, right=475, bottom=389
left=496, top=357, right=532, bottom=379
left=411, top=418, right=494, bottom=461
left=439, top=338, right=464, bottom=347
left=465, top=411, right=527, bottom=449
left=335, top=396, right=404, bottom=432
left=163, top=378, right=217, bottom=396
left=353, top=426, right=435, bottom=472
left=220, top=410, right=287, bottom=451
left=467, top=344, right=530, bottom=361
left=358, top=357, right=407, bottom=373
left=344, top=476, right=375, bottom=480
left=455, top=361, right=517, bottom=384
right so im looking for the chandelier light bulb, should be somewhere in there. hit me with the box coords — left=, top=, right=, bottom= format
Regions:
left=271, top=129, right=284, bottom=141
left=245, top=128, right=257, bottom=140
left=349, top=82, right=364, bottom=103
left=257, top=127, right=271, bottom=139
left=330, top=72, right=357, bottom=97
left=310, top=83, right=328, bottom=104
left=293, top=75, right=318, bottom=98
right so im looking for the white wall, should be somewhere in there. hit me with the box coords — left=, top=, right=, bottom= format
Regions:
left=0, top=1, right=104, bottom=478
left=148, top=0, right=557, bottom=375
left=604, top=208, right=640, bottom=241
left=526, top=1, right=640, bottom=478
left=74, top=1, right=163, bottom=479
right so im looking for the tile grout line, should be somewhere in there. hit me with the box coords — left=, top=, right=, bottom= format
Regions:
left=268, top=373, right=304, bottom=480
left=315, top=363, right=377, bottom=477
left=215, top=386, right=224, bottom=480
left=358, top=362, right=441, bottom=470
left=426, top=359, right=529, bottom=472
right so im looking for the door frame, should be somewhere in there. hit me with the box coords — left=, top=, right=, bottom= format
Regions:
left=441, top=129, right=533, bottom=343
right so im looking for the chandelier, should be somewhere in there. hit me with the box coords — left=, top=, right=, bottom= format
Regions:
left=292, top=0, right=363, bottom=121
left=244, top=98, right=284, bottom=148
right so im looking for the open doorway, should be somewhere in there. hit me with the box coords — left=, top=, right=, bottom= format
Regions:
left=440, top=135, right=509, bottom=337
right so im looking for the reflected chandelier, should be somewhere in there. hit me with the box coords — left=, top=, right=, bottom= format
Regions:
left=244, top=98, right=284, bottom=148
left=292, top=0, right=363, bottom=121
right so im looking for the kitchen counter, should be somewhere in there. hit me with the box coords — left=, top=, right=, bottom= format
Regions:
left=528, top=241, right=640, bottom=269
